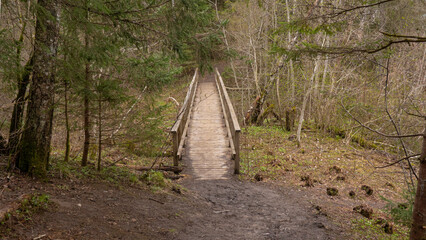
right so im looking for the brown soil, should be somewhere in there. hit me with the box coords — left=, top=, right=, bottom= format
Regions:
left=179, top=177, right=344, bottom=239
left=0, top=165, right=344, bottom=240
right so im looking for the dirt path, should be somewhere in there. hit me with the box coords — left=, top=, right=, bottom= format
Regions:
left=0, top=175, right=344, bottom=240
left=175, top=176, right=342, bottom=239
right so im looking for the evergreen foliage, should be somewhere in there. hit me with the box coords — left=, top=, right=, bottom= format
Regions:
left=0, top=0, right=220, bottom=172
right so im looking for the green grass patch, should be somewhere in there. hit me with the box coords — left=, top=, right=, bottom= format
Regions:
left=381, top=188, right=415, bottom=227
left=351, top=218, right=408, bottom=240
left=141, top=170, right=170, bottom=192
left=243, top=125, right=290, bottom=138
left=1, top=193, right=50, bottom=226
left=49, top=156, right=145, bottom=187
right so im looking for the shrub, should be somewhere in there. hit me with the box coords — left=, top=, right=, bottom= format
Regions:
left=382, top=188, right=415, bottom=226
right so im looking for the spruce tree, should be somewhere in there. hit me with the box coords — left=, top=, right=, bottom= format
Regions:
left=17, top=0, right=59, bottom=177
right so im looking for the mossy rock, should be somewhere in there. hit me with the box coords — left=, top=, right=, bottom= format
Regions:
left=327, top=187, right=338, bottom=196
left=361, top=185, right=373, bottom=196
left=353, top=204, right=373, bottom=219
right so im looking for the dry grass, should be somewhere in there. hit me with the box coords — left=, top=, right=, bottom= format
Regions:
left=240, top=124, right=413, bottom=239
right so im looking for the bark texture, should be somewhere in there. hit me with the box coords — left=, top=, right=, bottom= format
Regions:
left=81, top=65, right=90, bottom=166
left=410, top=126, right=426, bottom=240
left=17, top=0, right=59, bottom=177
left=8, top=56, right=33, bottom=155
left=64, top=79, right=70, bottom=162
left=81, top=2, right=90, bottom=167
left=0, top=134, right=6, bottom=155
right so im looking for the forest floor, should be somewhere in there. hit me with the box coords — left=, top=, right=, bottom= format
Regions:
left=0, top=123, right=412, bottom=240
left=0, top=162, right=344, bottom=240
left=0, top=70, right=413, bottom=239
left=238, top=125, right=413, bottom=239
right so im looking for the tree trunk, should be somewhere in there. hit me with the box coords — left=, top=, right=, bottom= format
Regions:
left=276, top=74, right=281, bottom=113
left=296, top=87, right=312, bottom=147
left=64, top=79, right=70, bottom=162
left=285, top=108, right=295, bottom=131
left=410, top=125, right=426, bottom=240
left=8, top=56, right=33, bottom=156
left=97, top=96, right=102, bottom=171
left=0, top=134, right=6, bottom=155
left=296, top=58, right=319, bottom=146
left=82, top=2, right=90, bottom=166
left=81, top=69, right=90, bottom=166
left=285, top=0, right=295, bottom=106
left=8, top=12, right=29, bottom=156
left=17, top=0, right=59, bottom=177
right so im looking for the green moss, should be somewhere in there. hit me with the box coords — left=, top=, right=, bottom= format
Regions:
left=18, top=140, right=48, bottom=178
left=351, top=218, right=408, bottom=240
left=1, top=193, right=50, bottom=225
left=326, top=125, right=346, bottom=139
left=351, top=134, right=377, bottom=149
left=141, top=170, right=169, bottom=191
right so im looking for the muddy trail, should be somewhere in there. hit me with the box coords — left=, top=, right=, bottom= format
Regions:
left=178, top=177, right=343, bottom=240
left=0, top=170, right=344, bottom=240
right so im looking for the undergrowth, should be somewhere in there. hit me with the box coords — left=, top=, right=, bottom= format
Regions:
left=351, top=218, right=408, bottom=240
left=240, top=124, right=409, bottom=239
left=382, top=188, right=415, bottom=227
left=49, top=155, right=172, bottom=192
left=0, top=193, right=50, bottom=234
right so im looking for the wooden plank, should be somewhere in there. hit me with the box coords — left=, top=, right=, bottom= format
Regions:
left=178, top=69, right=242, bottom=178
left=214, top=69, right=239, bottom=169
left=177, top=81, right=198, bottom=160
left=214, top=76, right=232, bottom=139
left=171, top=69, right=198, bottom=166
left=183, top=75, right=232, bottom=180
left=215, top=68, right=241, bottom=132
left=171, top=69, right=198, bottom=133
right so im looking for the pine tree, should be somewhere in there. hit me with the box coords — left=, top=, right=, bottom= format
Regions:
left=17, top=0, right=59, bottom=177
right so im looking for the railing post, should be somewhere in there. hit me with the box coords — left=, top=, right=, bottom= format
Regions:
left=171, top=68, right=198, bottom=166
left=215, top=68, right=241, bottom=175
left=234, top=131, right=240, bottom=174
left=172, top=131, right=178, bottom=166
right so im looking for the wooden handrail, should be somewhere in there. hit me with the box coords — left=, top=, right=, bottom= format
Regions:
left=171, top=69, right=199, bottom=166
left=214, top=68, right=241, bottom=174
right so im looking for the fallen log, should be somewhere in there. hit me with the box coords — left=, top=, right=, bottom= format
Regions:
left=164, top=173, right=184, bottom=180
left=117, top=164, right=183, bottom=173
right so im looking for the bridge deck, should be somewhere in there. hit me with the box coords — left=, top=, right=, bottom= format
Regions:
left=183, top=74, right=232, bottom=180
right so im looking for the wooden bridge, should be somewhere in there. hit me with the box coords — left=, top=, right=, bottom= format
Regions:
left=171, top=68, right=241, bottom=180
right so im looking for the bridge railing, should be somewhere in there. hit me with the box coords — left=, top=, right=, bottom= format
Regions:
left=171, top=69, right=199, bottom=166
left=214, top=68, right=241, bottom=174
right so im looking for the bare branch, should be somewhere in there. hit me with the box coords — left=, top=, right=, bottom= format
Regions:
left=384, top=58, right=417, bottom=181
left=380, top=32, right=426, bottom=40
left=295, top=0, right=396, bottom=22
left=404, top=111, right=426, bottom=120
left=375, top=154, right=421, bottom=169
left=324, top=0, right=396, bottom=18
left=340, top=102, right=425, bottom=138
left=292, top=39, right=426, bottom=56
